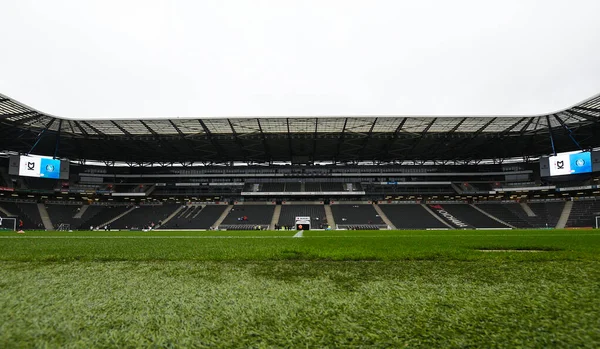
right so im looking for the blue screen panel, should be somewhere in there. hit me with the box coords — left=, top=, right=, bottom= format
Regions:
left=39, top=158, right=61, bottom=179
left=569, top=152, right=592, bottom=174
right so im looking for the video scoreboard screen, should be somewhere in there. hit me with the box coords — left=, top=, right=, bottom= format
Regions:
left=540, top=150, right=599, bottom=177
left=9, top=155, right=69, bottom=179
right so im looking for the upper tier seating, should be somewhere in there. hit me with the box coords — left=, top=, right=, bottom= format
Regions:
left=379, top=204, right=448, bottom=229
left=285, top=183, right=301, bottom=192
left=22, top=178, right=58, bottom=191
left=261, top=183, right=284, bottom=191
left=321, top=183, right=344, bottom=191
left=305, top=183, right=321, bottom=191
left=278, top=205, right=327, bottom=228
left=247, top=182, right=358, bottom=193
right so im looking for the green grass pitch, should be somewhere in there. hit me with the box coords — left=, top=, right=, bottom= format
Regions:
left=0, top=229, right=599, bottom=348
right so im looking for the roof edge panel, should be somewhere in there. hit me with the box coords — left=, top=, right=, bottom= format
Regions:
left=1, top=92, right=599, bottom=121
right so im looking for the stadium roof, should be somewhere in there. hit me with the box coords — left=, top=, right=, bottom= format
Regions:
left=1, top=92, right=599, bottom=164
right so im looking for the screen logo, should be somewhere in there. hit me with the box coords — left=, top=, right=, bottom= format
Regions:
left=40, top=158, right=61, bottom=178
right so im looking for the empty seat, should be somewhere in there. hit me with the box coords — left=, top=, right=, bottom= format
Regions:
left=111, top=204, right=179, bottom=229
left=330, top=205, right=384, bottom=227
left=566, top=200, right=600, bottom=228
left=475, top=203, right=533, bottom=228
left=163, top=205, right=228, bottom=229
left=221, top=205, right=275, bottom=225
left=278, top=205, right=327, bottom=228
left=429, top=204, right=508, bottom=228
left=379, top=204, right=448, bottom=229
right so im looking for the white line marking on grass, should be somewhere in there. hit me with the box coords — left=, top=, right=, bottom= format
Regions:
left=293, top=231, right=303, bottom=238
left=0, top=235, right=293, bottom=239
left=304, top=234, right=600, bottom=238
left=478, top=249, right=547, bottom=252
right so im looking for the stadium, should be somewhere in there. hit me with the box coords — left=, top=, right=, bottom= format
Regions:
left=1, top=92, right=600, bottom=232
left=1, top=91, right=600, bottom=347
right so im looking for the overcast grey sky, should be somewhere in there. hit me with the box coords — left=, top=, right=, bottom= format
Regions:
left=1, top=0, right=599, bottom=119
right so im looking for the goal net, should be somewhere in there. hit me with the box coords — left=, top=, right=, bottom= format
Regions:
left=0, top=217, right=17, bottom=231
left=596, top=216, right=600, bottom=229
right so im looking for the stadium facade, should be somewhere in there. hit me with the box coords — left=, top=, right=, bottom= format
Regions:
left=1, top=92, right=599, bottom=231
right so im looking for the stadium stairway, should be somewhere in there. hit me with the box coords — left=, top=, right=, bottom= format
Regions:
left=470, top=204, right=515, bottom=228
left=192, top=206, right=204, bottom=219
left=520, top=203, right=536, bottom=217
left=324, top=205, right=336, bottom=227
left=0, top=205, right=10, bottom=216
left=159, top=206, right=185, bottom=228
left=37, top=203, right=54, bottom=230
left=214, top=205, right=233, bottom=228
left=450, top=183, right=463, bottom=194
left=421, top=204, right=454, bottom=229
left=73, top=205, right=89, bottom=219
left=98, top=206, right=136, bottom=229
left=556, top=201, right=573, bottom=229
left=145, top=185, right=156, bottom=196
left=270, top=205, right=281, bottom=230
left=373, top=204, right=396, bottom=229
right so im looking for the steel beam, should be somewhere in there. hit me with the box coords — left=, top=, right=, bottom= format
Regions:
left=112, top=121, right=132, bottom=136
left=334, top=118, right=349, bottom=162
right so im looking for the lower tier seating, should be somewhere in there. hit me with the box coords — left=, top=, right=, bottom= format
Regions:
left=162, top=205, right=228, bottom=229
left=566, top=200, right=600, bottom=228
left=429, top=204, right=508, bottom=228
left=528, top=202, right=565, bottom=228
left=330, top=204, right=384, bottom=227
left=111, top=204, right=179, bottom=229
left=278, top=205, right=327, bottom=228
left=85, top=206, right=133, bottom=230
left=379, top=204, right=448, bottom=229
left=221, top=205, right=275, bottom=225
left=0, top=202, right=43, bottom=229
left=475, top=203, right=534, bottom=228
left=46, top=204, right=80, bottom=229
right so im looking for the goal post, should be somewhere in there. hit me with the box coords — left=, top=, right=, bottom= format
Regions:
left=0, top=217, right=17, bottom=231
left=596, top=216, right=600, bottom=229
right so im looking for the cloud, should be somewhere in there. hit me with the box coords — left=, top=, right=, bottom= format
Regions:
left=0, top=0, right=599, bottom=118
